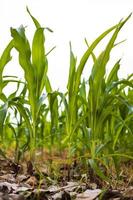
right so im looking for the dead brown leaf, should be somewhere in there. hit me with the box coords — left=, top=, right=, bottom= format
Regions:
left=25, top=176, right=37, bottom=187
left=76, top=189, right=101, bottom=200
left=123, top=186, right=133, bottom=198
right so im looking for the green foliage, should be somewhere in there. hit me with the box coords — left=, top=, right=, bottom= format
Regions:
left=0, top=9, right=132, bottom=180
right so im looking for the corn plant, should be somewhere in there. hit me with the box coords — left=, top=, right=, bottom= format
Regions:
left=8, top=8, right=55, bottom=160
left=61, top=14, right=133, bottom=179
left=0, top=41, right=14, bottom=139
left=63, top=14, right=131, bottom=142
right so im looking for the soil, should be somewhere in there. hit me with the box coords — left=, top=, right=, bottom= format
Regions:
left=0, top=155, right=132, bottom=200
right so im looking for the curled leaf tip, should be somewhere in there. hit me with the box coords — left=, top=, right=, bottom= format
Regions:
left=69, top=41, right=72, bottom=49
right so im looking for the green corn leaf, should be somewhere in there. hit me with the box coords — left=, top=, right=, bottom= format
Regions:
left=89, top=159, right=110, bottom=182
left=71, top=112, right=88, bottom=136
left=79, top=79, right=87, bottom=100
left=66, top=43, right=78, bottom=138
left=45, top=76, right=52, bottom=93
left=2, top=76, right=25, bottom=91
left=9, top=100, right=33, bottom=137
left=74, top=14, right=131, bottom=93
left=106, top=79, right=133, bottom=93
left=0, top=103, right=8, bottom=138
left=113, top=124, right=124, bottom=150
left=39, top=59, right=48, bottom=95
left=67, top=42, right=77, bottom=96
left=91, top=22, right=126, bottom=94
left=95, top=141, right=111, bottom=155
left=45, top=46, right=56, bottom=56
left=0, top=40, right=14, bottom=93
left=114, top=39, right=126, bottom=47
left=32, top=27, right=46, bottom=97
left=37, top=93, right=47, bottom=117
left=2, top=79, right=24, bottom=90
left=26, top=7, right=41, bottom=29
left=0, top=40, right=13, bottom=72
left=95, top=107, right=113, bottom=140
left=77, top=94, right=89, bottom=108
left=48, top=91, right=59, bottom=144
left=92, top=15, right=131, bottom=88
left=11, top=26, right=36, bottom=120
left=27, top=7, right=53, bottom=33
left=11, top=26, right=31, bottom=58
left=84, top=38, right=96, bottom=62
left=19, top=83, right=27, bottom=97
left=0, top=93, right=7, bottom=102
left=3, top=75, right=18, bottom=78
left=58, top=92, right=68, bottom=114
left=106, top=59, right=121, bottom=85
left=49, top=92, right=59, bottom=118
left=103, top=153, right=133, bottom=160
left=45, top=27, right=53, bottom=33
left=62, top=112, right=88, bottom=144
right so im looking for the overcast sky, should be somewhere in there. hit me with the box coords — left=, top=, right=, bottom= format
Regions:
left=0, top=0, right=133, bottom=91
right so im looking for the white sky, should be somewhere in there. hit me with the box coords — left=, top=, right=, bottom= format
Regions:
left=0, top=0, right=133, bottom=91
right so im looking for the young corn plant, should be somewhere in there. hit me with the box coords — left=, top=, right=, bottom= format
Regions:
left=10, top=8, right=53, bottom=161
left=0, top=40, right=27, bottom=160
left=63, top=14, right=131, bottom=145
left=61, top=14, right=133, bottom=180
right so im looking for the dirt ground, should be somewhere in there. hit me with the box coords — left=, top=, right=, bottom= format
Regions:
left=0, top=155, right=133, bottom=200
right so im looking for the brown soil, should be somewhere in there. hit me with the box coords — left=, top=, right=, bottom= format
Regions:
left=0, top=154, right=132, bottom=200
